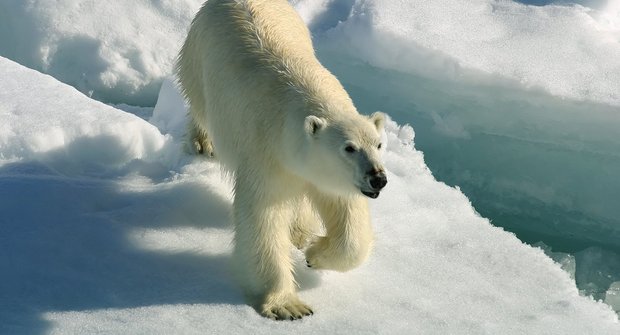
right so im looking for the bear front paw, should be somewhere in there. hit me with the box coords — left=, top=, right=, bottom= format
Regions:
left=261, top=298, right=313, bottom=321
left=305, top=237, right=333, bottom=270
left=305, top=236, right=371, bottom=272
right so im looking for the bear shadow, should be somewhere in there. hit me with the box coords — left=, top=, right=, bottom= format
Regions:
left=0, top=134, right=322, bottom=335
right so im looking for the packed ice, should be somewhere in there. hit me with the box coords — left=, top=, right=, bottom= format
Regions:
left=1, top=0, right=619, bottom=333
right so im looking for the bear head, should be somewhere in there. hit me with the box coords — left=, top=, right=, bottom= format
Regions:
left=303, top=112, right=387, bottom=199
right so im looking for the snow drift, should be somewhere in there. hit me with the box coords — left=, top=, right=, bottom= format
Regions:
left=290, top=0, right=620, bottom=302
left=0, top=0, right=204, bottom=106
left=1, top=55, right=619, bottom=334
left=1, top=0, right=620, bottom=332
left=4, top=0, right=616, bottom=107
left=1, top=1, right=618, bottom=253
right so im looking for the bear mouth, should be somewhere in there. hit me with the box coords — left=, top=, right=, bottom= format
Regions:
left=361, top=190, right=380, bottom=199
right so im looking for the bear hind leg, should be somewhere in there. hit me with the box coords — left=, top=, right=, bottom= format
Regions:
left=188, top=120, right=215, bottom=157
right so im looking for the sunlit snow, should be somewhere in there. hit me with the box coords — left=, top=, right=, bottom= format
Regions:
left=1, top=0, right=619, bottom=333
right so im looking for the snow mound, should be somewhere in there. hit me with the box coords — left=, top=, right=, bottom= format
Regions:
left=1, top=56, right=618, bottom=334
left=0, top=0, right=204, bottom=106
left=295, top=1, right=620, bottom=263
left=1, top=0, right=618, bottom=107
left=0, top=57, right=181, bottom=178
left=305, top=0, right=620, bottom=106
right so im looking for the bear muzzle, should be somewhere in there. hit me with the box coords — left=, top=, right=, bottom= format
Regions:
left=361, top=170, right=387, bottom=199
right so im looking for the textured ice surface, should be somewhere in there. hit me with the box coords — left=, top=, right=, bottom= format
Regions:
left=1, top=56, right=619, bottom=334
left=575, top=247, right=620, bottom=301
left=0, top=0, right=204, bottom=105
left=353, top=0, right=618, bottom=105
left=299, top=0, right=620, bottom=254
left=1, top=0, right=618, bottom=248
left=2, top=0, right=617, bottom=106
left=1, top=0, right=620, bottom=330
left=535, top=242, right=577, bottom=280
left=606, top=282, right=620, bottom=314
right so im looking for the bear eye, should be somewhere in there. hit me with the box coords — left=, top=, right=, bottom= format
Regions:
left=377, top=143, right=382, bottom=150
left=345, top=145, right=357, bottom=153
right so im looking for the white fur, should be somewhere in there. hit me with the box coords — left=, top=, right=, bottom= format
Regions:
left=177, top=0, right=386, bottom=320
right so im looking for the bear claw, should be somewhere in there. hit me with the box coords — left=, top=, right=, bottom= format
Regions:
left=263, top=300, right=313, bottom=321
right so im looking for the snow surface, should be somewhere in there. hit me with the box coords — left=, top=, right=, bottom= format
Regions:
left=2, top=0, right=618, bottom=248
left=1, top=0, right=620, bottom=332
left=2, top=0, right=618, bottom=107
left=1, top=56, right=619, bottom=334
left=0, top=0, right=204, bottom=106
left=300, top=0, right=620, bottom=106
left=1, top=0, right=618, bottom=252
left=294, top=0, right=620, bottom=303
left=315, top=37, right=620, bottom=252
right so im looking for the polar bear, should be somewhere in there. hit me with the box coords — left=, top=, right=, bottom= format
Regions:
left=177, top=0, right=387, bottom=320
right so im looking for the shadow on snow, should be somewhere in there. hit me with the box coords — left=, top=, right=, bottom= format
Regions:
left=0, top=134, right=321, bottom=335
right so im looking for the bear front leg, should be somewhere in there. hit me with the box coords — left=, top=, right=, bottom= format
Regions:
left=305, top=192, right=374, bottom=272
left=289, top=195, right=321, bottom=250
left=232, top=179, right=313, bottom=320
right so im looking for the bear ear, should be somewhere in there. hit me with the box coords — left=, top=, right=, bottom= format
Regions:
left=304, top=115, right=326, bottom=137
left=369, top=112, right=385, bottom=131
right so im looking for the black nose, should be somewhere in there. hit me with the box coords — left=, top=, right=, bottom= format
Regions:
left=369, top=171, right=387, bottom=190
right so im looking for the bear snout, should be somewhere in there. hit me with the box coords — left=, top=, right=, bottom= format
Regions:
left=370, top=172, right=387, bottom=191
left=361, top=170, right=387, bottom=198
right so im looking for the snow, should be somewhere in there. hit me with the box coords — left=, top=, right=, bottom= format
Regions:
left=606, top=282, right=620, bottom=312
left=6, top=0, right=615, bottom=107
left=1, top=0, right=618, bottom=250
left=1, top=56, right=618, bottom=334
left=1, top=0, right=620, bottom=333
left=308, top=0, right=620, bottom=106
left=0, top=60, right=172, bottom=167
left=0, top=0, right=204, bottom=106
left=298, top=0, right=620, bottom=263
